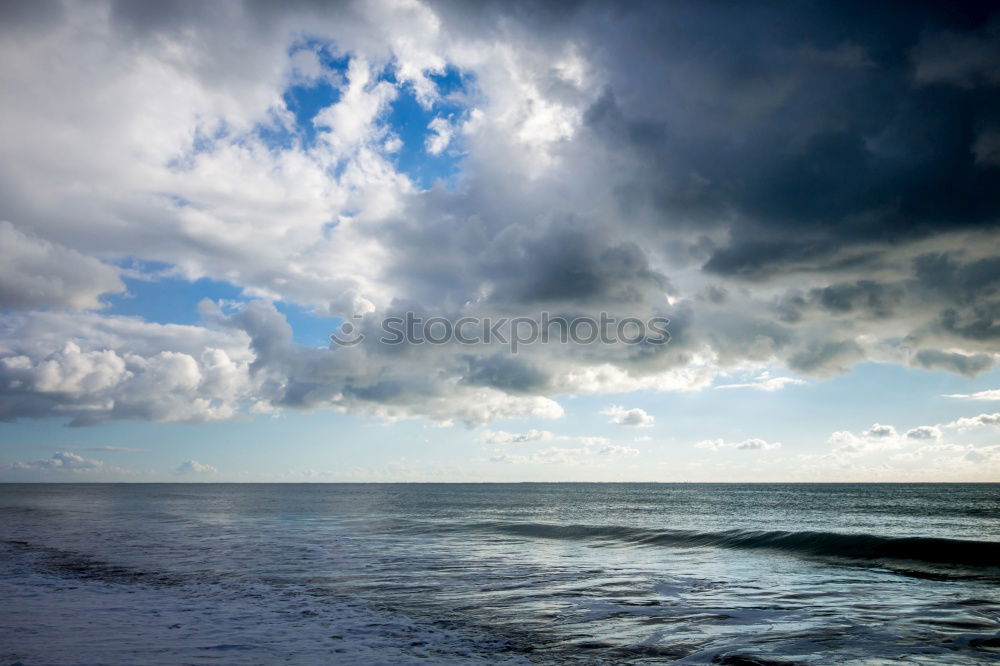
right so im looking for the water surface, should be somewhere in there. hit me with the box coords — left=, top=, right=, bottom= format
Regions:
left=1, top=483, right=998, bottom=663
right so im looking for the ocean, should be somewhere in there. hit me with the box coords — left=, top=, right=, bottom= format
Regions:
left=1, top=483, right=998, bottom=664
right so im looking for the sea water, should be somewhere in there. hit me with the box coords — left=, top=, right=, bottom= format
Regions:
left=1, top=483, right=998, bottom=664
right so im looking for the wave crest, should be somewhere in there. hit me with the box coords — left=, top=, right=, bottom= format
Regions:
left=433, top=522, right=1000, bottom=575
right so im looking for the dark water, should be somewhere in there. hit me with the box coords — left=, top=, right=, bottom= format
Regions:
left=1, top=483, right=998, bottom=664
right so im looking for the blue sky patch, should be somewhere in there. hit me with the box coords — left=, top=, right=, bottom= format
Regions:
left=253, top=41, right=352, bottom=150
left=104, top=271, right=243, bottom=326
left=252, top=46, right=474, bottom=188
left=106, top=260, right=340, bottom=346
left=274, top=302, right=343, bottom=347
left=384, top=67, right=473, bottom=189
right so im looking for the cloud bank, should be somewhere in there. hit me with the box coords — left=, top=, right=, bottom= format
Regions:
left=0, top=0, right=997, bottom=427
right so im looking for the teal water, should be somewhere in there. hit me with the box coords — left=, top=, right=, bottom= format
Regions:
left=1, top=483, right=998, bottom=664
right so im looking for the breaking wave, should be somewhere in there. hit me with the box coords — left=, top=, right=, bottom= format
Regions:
left=424, top=522, right=1000, bottom=575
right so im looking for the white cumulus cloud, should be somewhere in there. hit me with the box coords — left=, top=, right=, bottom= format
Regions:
left=695, top=438, right=781, bottom=451
left=602, top=405, right=655, bottom=427
left=177, top=460, right=218, bottom=475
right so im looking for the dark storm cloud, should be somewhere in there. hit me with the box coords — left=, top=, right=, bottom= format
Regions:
left=461, top=354, right=551, bottom=394
left=914, top=253, right=1000, bottom=304
left=775, top=280, right=905, bottom=323
left=913, top=349, right=994, bottom=376
left=788, top=340, right=866, bottom=375
left=913, top=253, right=1000, bottom=342
left=559, top=0, right=1000, bottom=277
left=482, top=225, right=671, bottom=307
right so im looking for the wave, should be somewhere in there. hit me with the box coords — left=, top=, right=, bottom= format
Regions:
left=2, top=539, right=186, bottom=587
left=432, top=522, right=1000, bottom=574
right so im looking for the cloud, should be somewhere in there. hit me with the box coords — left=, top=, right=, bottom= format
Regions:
left=912, top=25, right=1000, bottom=88
left=176, top=460, right=217, bottom=475
left=945, top=390, right=1000, bottom=400
left=595, top=444, right=640, bottom=457
left=734, top=438, right=781, bottom=451
left=827, top=421, right=937, bottom=456
left=715, top=376, right=805, bottom=391
left=425, top=116, right=455, bottom=155
left=894, top=442, right=1000, bottom=467
left=827, top=414, right=993, bottom=459
left=695, top=438, right=781, bottom=451
left=0, top=300, right=576, bottom=428
left=82, top=446, right=146, bottom=452
left=962, top=444, right=1000, bottom=464
left=946, top=412, right=1000, bottom=430
left=787, top=340, right=865, bottom=376
left=481, top=429, right=553, bottom=444
left=912, top=350, right=994, bottom=377
left=602, top=405, right=654, bottom=427
left=10, top=451, right=104, bottom=471
left=0, top=451, right=132, bottom=479
left=490, top=442, right=638, bottom=465
left=863, top=424, right=898, bottom=439
left=904, top=425, right=941, bottom=441
left=0, top=1, right=997, bottom=428
left=0, top=318, right=254, bottom=425
left=0, top=222, right=124, bottom=309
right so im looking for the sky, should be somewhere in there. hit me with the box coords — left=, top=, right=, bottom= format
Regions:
left=0, top=0, right=999, bottom=482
